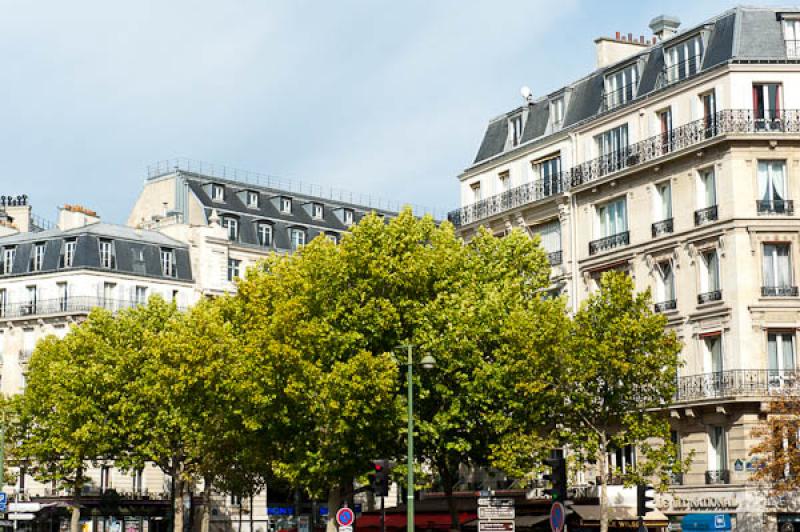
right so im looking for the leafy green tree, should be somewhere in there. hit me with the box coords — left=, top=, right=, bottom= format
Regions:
left=11, top=310, right=121, bottom=532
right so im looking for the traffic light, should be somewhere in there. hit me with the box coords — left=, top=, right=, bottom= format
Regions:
left=370, top=460, right=391, bottom=497
left=543, top=451, right=567, bottom=502
left=636, top=484, right=656, bottom=517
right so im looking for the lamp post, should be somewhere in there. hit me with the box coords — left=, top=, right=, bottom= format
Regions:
left=397, top=344, right=436, bottom=532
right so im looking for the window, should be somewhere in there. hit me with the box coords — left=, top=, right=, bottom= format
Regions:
left=280, top=197, right=292, bottom=214
left=160, top=248, right=176, bottom=277
left=246, top=191, right=259, bottom=208
left=211, top=184, right=224, bottom=201
left=604, top=64, right=638, bottom=110
left=100, top=466, right=111, bottom=492
left=655, top=261, right=676, bottom=306
left=326, top=233, right=338, bottom=244
left=534, top=156, right=562, bottom=197
left=596, top=198, right=627, bottom=238
left=757, top=160, right=789, bottom=214
left=99, top=240, right=114, bottom=269
left=257, top=223, right=273, bottom=247
left=290, top=228, right=306, bottom=251
left=769, top=332, right=796, bottom=383
left=533, top=220, right=562, bottom=265
left=655, top=181, right=673, bottom=223
left=611, top=444, right=636, bottom=475
left=62, top=239, right=76, bottom=268
left=31, top=243, right=45, bottom=272
left=343, top=209, right=354, bottom=226
left=470, top=181, right=482, bottom=203
left=135, top=286, right=148, bottom=305
left=763, top=243, right=793, bottom=294
left=664, top=35, right=704, bottom=83
left=0, top=289, right=6, bottom=318
left=102, top=283, right=115, bottom=307
left=26, top=285, right=37, bottom=315
left=2, top=247, right=14, bottom=274
left=551, top=98, right=565, bottom=126
left=132, top=469, right=144, bottom=494
left=784, top=19, right=800, bottom=57
left=699, top=249, right=721, bottom=300
left=701, top=91, right=717, bottom=136
left=703, top=334, right=723, bottom=374
left=227, top=258, right=241, bottom=281
left=753, top=83, right=782, bottom=129
left=695, top=168, right=718, bottom=225
left=658, top=108, right=673, bottom=151
left=595, top=124, right=629, bottom=174
left=222, top=217, right=239, bottom=241
left=57, top=282, right=68, bottom=311
left=509, top=114, right=524, bottom=147
left=708, top=426, right=728, bottom=482
left=498, top=171, right=510, bottom=193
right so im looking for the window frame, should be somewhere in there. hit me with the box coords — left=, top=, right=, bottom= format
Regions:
left=211, top=184, right=225, bottom=202
left=31, top=243, right=46, bottom=272
left=246, top=190, right=259, bottom=208
left=63, top=239, right=76, bottom=268
left=227, top=258, right=241, bottom=282
left=312, top=203, right=324, bottom=220
left=762, top=242, right=793, bottom=289
left=2, top=247, right=14, bottom=274
left=222, top=216, right=239, bottom=241
left=257, top=222, right=273, bottom=247
left=343, top=209, right=354, bottom=226
left=160, top=248, right=176, bottom=278
left=595, top=197, right=628, bottom=239
left=290, top=228, right=306, bottom=251
left=664, top=34, right=705, bottom=83
left=604, top=63, right=639, bottom=110
left=280, top=197, right=293, bottom=214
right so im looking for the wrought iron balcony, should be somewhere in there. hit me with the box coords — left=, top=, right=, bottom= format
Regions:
left=654, top=299, right=677, bottom=313
left=675, top=369, right=800, bottom=402
left=705, top=470, right=730, bottom=485
left=448, top=109, right=800, bottom=228
left=757, top=200, right=794, bottom=215
left=762, top=286, right=799, bottom=297
left=697, top=290, right=722, bottom=304
left=694, top=205, right=718, bottom=225
left=589, top=231, right=629, bottom=256
left=0, top=297, right=185, bottom=320
left=668, top=472, right=684, bottom=486
left=547, top=250, right=563, bottom=266
left=651, top=218, right=674, bottom=237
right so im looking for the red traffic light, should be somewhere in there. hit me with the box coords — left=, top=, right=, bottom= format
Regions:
left=374, top=464, right=383, bottom=472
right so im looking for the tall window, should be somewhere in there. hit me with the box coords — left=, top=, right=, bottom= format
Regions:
left=31, top=243, right=45, bottom=272
left=699, top=249, right=721, bottom=299
left=768, top=332, right=796, bottom=382
left=280, top=197, right=292, bottom=214
left=665, top=35, right=704, bottom=83
left=26, top=285, right=37, bottom=314
left=763, top=243, right=793, bottom=293
left=509, top=114, right=524, bottom=147
left=227, top=258, right=241, bottom=282
left=596, top=125, right=628, bottom=158
left=257, top=223, right=272, bottom=247
left=534, top=220, right=562, bottom=265
left=604, top=64, right=638, bottom=110
left=135, top=286, right=148, bottom=305
left=703, top=334, right=723, bottom=374
left=290, top=228, right=306, bottom=251
left=343, top=209, right=354, bottom=225
left=709, top=426, right=728, bottom=476
left=701, top=91, right=717, bottom=136
left=246, top=191, right=259, bottom=208
left=655, top=261, right=676, bottom=305
left=655, top=181, right=672, bottom=222
left=596, top=198, right=627, bottom=238
left=63, top=239, right=76, bottom=268
left=784, top=19, right=800, bottom=58
left=222, top=217, right=238, bottom=241
left=498, top=171, right=510, bottom=193
left=160, top=248, right=175, bottom=277
left=0, top=288, right=6, bottom=317
left=658, top=108, right=673, bottom=152
left=312, top=203, right=324, bottom=219
left=698, top=168, right=717, bottom=209
left=534, top=156, right=562, bottom=197
left=757, top=161, right=788, bottom=213
left=753, top=83, right=782, bottom=127
left=211, top=184, right=224, bottom=201
left=551, top=97, right=564, bottom=127
left=2, top=247, right=14, bottom=274
left=611, top=445, right=636, bottom=475
left=102, top=283, right=115, bottom=307
left=470, top=182, right=482, bottom=203
left=57, top=282, right=68, bottom=311
left=99, top=240, right=113, bottom=269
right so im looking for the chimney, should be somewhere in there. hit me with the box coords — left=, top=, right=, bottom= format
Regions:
left=594, top=32, right=649, bottom=68
left=0, top=195, right=32, bottom=233
left=58, top=204, right=100, bottom=231
left=649, top=15, right=681, bottom=42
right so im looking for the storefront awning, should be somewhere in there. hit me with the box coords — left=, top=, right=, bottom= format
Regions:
left=570, top=505, right=669, bottom=526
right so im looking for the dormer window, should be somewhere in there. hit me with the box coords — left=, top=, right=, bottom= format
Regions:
left=246, top=191, right=259, bottom=208
left=551, top=98, right=565, bottom=127
left=280, top=197, right=292, bottom=214
left=509, top=114, right=524, bottom=147
left=343, top=209, right=354, bottom=226
left=222, top=216, right=239, bottom=241
left=2, top=247, right=15, bottom=274
left=160, top=248, right=176, bottom=277
left=783, top=16, right=800, bottom=58
left=604, top=63, right=638, bottom=111
left=664, top=34, right=704, bottom=84
left=98, top=240, right=114, bottom=269
left=31, top=243, right=46, bottom=272
left=62, top=239, right=76, bottom=268
left=257, top=222, right=272, bottom=247
left=211, top=184, right=225, bottom=202
left=312, top=203, right=324, bottom=220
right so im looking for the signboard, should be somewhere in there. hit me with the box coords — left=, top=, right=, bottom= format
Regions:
left=336, top=507, right=355, bottom=528
left=680, top=513, right=731, bottom=530
left=8, top=503, right=40, bottom=513
left=7, top=514, right=35, bottom=521
left=0, top=520, right=12, bottom=527
left=0, top=493, right=5, bottom=514
left=298, top=515, right=310, bottom=532
left=478, top=498, right=514, bottom=507
left=549, top=502, right=566, bottom=532
left=478, top=507, right=515, bottom=521
left=478, top=522, right=514, bottom=532
left=339, top=527, right=353, bottom=532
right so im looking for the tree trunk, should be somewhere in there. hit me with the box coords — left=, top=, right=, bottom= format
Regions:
left=598, top=436, right=609, bottom=532
left=173, top=475, right=185, bottom=532
left=200, top=477, right=212, bottom=532
left=439, top=464, right=460, bottom=532
left=325, top=485, right=342, bottom=532
left=70, top=470, right=83, bottom=532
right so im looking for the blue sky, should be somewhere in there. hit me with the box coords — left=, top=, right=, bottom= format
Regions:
left=2, top=0, right=738, bottom=223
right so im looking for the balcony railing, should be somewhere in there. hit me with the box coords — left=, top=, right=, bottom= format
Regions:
left=651, top=218, right=674, bottom=237
left=0, top=297, right=184, bottom=320
left=654, top=299, right=677, bottom=313
left=547, top=250, right=563, bottom=266
left=787, top=40, right=800, bottom=59
left=762, top=286, right=799, bottom=297
left=694, top=205, right=718, bottom=225
left=757, top=199, right=794, bottom=215
left=697, top=290, right=722, bottom=304
left=675, top=369, right=800, bottom=402
left=589, top=231, right=629, bottom=256
left=449, top=109, right=800, bottom=227
left=705, top=470, right=730, bottom=485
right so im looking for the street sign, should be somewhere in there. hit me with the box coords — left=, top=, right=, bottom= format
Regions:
left=0, top=520, right=12, bottom=527
left=336, top=507, right=355, bottom=528
left=478, top=507, right=515, bottom=521
left=0, top=493, right=6, bottom=513
left=478, top=522, right=514, bottom=532
left=549, top=502, right=566, bottom=532
left=339, top=527, right=353, bottom=532
left=477, top=498, right=514, bottom=507
left=8, top=514, right=35, bottom=521
left=8, top=503, right=40, bottom=513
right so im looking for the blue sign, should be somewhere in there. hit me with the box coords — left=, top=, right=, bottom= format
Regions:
left=681, top=514, right=732, bottom=530
left=268, top=506, right=294, bottom=516
left=549, top=501, right=566, bottom=532
left=0, top=492, right=7, bottom=513
left=319, top=504, right=362, bottom=516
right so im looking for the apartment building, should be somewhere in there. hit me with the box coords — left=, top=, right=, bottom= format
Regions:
left=451, top=7, right=800, bottom=531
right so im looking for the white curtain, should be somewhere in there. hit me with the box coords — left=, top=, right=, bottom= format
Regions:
left=704, top=171, right=716, bottom=207
left=660, top=183, right=672, bottom=219
left=535, top=220, right=561, bottom=254
left=763, top=244, right=776, bottom=287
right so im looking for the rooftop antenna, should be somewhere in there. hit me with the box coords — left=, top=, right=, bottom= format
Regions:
left=520, top=86, right=533, bottom=104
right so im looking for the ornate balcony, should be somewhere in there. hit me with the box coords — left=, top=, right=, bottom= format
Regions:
left=694, top=205, right=718, bottom=225
left=705, top=470, right=730, bottom=485
left=0, top=297, right=186, bottom=320
left=654, top=300, right=677, bottom=313
left=651, top=218, right=674, bottom=237
left=675, top=369, right=800, bottom=402
left=697, top=290, right=722, bottom=304
left=757, top=200, right=794, bottom=215
left=589, top=231, right=629, bottom=256
left=547, top=250, right=563, bottom=266
left=762, top=286, right=799, bottom=297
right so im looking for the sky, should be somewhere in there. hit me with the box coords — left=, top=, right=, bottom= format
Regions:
left=0, top=0, right=741, bottom=223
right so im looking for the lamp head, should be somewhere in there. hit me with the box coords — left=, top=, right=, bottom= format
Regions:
left=420, top=354, right=437, bottom=369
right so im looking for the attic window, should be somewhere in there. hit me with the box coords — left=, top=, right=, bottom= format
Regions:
left=312, top=203, right=324, bottom=220
left=664, top=34, right=704, bottom=84
left=246, top=191, right=259, bottom=208
left=782, top=18, right=800, bottom=58
left=211, top=184, right=225, bottom=202
left=551, top=98, right=565, bottom=127
left=280, top=197, right=292, bottom=214
left=343, top=209, right=354, bottom=226
left=509, top=114, right=524, bottom=147
left=604, top=63, right=638, bottom=111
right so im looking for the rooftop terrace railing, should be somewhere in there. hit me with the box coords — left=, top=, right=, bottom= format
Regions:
left=448, top=109, right=800, bottom=227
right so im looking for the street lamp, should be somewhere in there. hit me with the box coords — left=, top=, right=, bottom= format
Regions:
left=396, top=344, right=436, bottom=532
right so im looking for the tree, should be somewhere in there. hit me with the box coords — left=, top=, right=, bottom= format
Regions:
left=750, top=396, right=800, bottom=492
left=11, top=309, right=121, bottom=532
left=556, top=272, right=683, bottom=532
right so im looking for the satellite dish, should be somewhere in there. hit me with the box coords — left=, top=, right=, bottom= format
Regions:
left=520, top=86, right=533, bottom=101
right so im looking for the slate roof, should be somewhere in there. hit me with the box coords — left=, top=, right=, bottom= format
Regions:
left=0, top=223, right=192, bottom=281
left=469, top=6, right=796, bottom=167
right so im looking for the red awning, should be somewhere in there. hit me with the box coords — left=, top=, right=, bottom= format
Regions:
left=356, top=512, right=477, bottom=530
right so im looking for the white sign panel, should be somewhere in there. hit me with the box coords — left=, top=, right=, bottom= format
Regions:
left=8, top=514, right=35, bottom=521
left=477, top=498, right=514, bottom=507
left=8, top=503, right=41, bottom=513
left=478, top=522, right=514, bottom=532
left=478, top=507, right=515, bottom=521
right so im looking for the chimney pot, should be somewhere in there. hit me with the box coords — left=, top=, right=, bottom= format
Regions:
left=649, top=14, right=681, bottom=41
